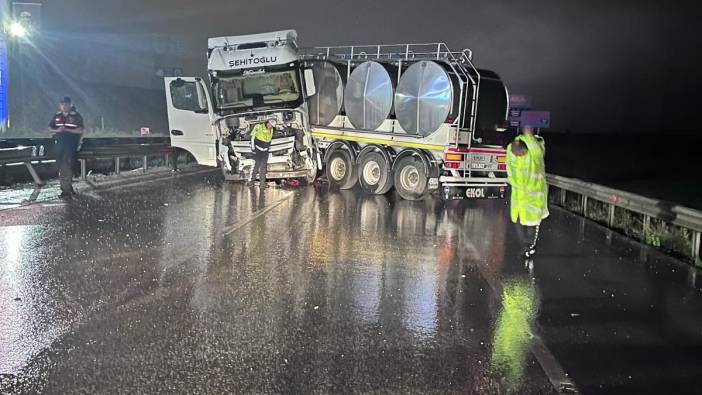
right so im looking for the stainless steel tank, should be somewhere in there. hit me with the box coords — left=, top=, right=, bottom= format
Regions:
left=344, top=61, right=394, bottom=130
left=309, top=61, right=345, bottom=126
left=394, top=61, right=454, bottom=136
left=472, top=69, right=509, bottom=133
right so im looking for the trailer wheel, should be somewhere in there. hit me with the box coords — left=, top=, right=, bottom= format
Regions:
left=358, top=151, right=393, bottom=195
left=326, top=149, right=357, bottom=189
left=393, top=155, right=428, bottom=200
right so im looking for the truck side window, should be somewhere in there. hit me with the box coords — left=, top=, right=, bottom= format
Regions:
left=170, top=81, right=206, bottom=112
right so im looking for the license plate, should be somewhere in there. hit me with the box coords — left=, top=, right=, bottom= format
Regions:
left=471, top=154, right=487, bottom=162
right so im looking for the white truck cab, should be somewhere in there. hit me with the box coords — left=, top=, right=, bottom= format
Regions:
left=165, top=30, right=319, bottom=182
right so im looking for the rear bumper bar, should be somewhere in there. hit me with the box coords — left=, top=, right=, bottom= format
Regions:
left=439, top=176, right=507, bottom=187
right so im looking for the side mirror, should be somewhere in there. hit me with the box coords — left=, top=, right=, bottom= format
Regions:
left=304, top=69, right=317, bottom=97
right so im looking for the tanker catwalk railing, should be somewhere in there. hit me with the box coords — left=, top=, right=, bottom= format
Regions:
left=0, top=137, right=175, bottom=186
left=547, top=174, right=702, bottom=265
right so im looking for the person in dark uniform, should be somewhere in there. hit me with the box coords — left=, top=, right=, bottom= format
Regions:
left=49, top=97, right=84, bottom=199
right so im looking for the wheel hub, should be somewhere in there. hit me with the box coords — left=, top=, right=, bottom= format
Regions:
left=363, top=161, right=381, bottom=186
left=400, top=165, right=420, bottom=191
left=330, top=157, right=346, bottom=181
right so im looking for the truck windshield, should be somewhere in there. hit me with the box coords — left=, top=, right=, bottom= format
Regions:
left=213, top=63, right=302, bottom=111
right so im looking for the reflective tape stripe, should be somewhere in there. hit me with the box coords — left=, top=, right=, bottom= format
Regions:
left=522, top=189, right=546, bottom=197
left=523, top=205, right=547, bottom=214
left=311, top=130, right=444, bottom=151
left=510, top=168, right=545, bottom=180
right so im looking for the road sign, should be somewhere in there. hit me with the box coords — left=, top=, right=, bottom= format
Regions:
left=509, top=94, right=531, bottom=110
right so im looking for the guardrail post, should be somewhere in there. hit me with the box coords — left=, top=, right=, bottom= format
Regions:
left=608, top=204, right=616, bottom=228
left=581, top=195, right=588, bottom=217
left=143, top=155, right=148, bottom=172
left=692, top=231, right=701, bottom=263
left=560, top=188, right=566, bottom=206
left=80, top=159, right=87, bottom=181
left=164, top=153, right=169, bottom=168
left=115, top=157, right=121, bottom=175
left=23, top=162, right=44, bottom=186
left=643, top=215, right=651, bottom=238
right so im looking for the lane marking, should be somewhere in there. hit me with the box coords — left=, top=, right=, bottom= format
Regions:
left=79, top=191, right=102, bottom=200
left=221, top=193, right=294, bottom=236
left=473, top=262, right=579, bottom=394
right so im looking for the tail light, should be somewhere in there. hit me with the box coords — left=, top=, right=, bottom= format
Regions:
left=497, top=156, right=506, bottom=164
left=498, top=164, right=507, bottom=171
left=445, top=153, right=463, bottom=162
left=445, top=162, right=460, bottom=169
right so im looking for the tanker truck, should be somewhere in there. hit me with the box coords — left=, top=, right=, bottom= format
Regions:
left=166, top=30, right=510, bottom=200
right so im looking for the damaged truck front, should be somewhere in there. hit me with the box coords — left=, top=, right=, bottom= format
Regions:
left=165, top=30, right=319, bottom=182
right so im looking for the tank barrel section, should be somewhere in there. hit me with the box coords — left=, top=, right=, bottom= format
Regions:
left=344, top=61, right=395, bottom=130
left=307, top=61, right=346, bottom=126
left=394, top=61, right=454, bottom=137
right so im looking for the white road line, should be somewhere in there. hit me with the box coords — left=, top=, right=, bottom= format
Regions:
left=221, top=193, right=294, bottom=236
left=78, top=191, right=103, bottom=200
left=531, top=335, right=579, bottom=394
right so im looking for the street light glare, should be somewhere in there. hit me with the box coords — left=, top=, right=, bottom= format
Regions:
left=8, top=21, right=27, bottom=38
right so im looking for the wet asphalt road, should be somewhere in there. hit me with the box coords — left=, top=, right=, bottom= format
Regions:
left=1, top=172, right=701, bottom=394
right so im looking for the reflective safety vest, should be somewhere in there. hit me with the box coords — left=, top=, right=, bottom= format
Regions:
left=250, top=123, right=273, bottom=151
left=506, top=134, right=549, bottom=226
left=49, top=109, right=84, bottom=134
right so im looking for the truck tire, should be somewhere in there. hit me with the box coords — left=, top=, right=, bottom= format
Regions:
left=393, top=155, right=428, bottom=200
left=326, top=149, right=357, bottom=189
left=358, top=151, right=393, bottom=195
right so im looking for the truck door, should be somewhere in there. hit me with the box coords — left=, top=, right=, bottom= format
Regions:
left=165, top=77, right=217, bottom=167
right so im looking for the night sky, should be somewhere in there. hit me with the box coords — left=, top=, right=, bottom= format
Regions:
left=33, top=0, right=702, bottom=133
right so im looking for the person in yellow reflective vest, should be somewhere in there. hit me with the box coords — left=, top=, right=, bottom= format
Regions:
left=248, top=119, right=275, bottom=188
left=506, top=125, right=549, bottom=258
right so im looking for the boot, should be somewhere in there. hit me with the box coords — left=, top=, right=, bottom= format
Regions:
left=524, top=244, right=537, bottom=259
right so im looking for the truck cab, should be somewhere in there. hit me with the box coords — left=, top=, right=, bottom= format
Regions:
left=165, top=30, right=319, bottom=182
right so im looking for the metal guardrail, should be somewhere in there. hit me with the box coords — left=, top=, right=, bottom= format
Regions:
left=0, top=137, right=175, bottom=186
left=547, top=174, right=702, bottom=263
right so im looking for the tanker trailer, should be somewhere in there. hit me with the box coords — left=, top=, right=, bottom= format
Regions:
left=302, top=43, right=509, bottom=200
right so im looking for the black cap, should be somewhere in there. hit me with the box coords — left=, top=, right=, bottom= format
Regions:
left=60, top=96, right=72, bottom=104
